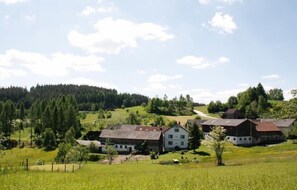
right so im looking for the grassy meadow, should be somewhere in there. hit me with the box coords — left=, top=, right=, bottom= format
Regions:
left=81, top=105, right=198, bottom=130
left=1, top=141, right=297, bottom=189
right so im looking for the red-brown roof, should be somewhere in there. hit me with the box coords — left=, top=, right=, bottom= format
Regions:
left=254, top=122, right=281, bottom=132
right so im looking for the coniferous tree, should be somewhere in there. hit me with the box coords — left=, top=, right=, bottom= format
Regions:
left=189, top=122, right=202, bottom=152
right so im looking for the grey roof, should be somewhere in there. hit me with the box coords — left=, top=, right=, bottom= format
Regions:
left=187, top=119, right=207, bottom=126
left=106, top=125, right=138, bottom=130
left=76, top=140, right=102, bottom=147
left=202, top=119, right=248, bottom=127
left=100, top=129, right=162, bottom=140
left=257, top=119, right=296, bottom=128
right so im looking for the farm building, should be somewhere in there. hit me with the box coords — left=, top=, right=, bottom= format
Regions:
left=201, top=119, right=286, bottom=145
left=202, top=119, right=256, bottom=145
left=163, top=125, right=189, bottom=151
left=222, top=109, right=245, bottom=119
left=253, top=122, right=284, bottom=144
left=99, top=124, right=189, bottom=153
left=256, top=119, right=296, bottom=137
left=185, top=119, right=207, bottom=130
left=99, top=127, right=164, bottom=153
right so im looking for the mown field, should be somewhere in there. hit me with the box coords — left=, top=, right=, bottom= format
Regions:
left=1, top=141, right=297, bottom=190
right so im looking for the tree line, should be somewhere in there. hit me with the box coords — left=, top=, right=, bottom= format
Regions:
left=146, top=94, right=194, bottom=116
left=207, top=83, right=288, bottom=119
left=0, top=84, right=148, bottom=111
left=0, top=95, right=82, bottom=150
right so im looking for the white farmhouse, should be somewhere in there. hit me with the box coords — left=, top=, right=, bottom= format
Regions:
left=164, top=125, right=189, bottom=151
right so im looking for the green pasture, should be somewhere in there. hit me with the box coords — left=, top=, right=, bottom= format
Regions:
left=1, top=141, right=297, bottom=189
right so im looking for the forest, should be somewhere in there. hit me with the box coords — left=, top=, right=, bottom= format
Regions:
left=0, top=84, right=148, bottom=111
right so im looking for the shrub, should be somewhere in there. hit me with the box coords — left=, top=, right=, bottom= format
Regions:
left=150, top=151, right=158, bottom=159
left=88, top=154, right=101, bottom=162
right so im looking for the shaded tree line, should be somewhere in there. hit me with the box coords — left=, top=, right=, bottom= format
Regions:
left=146, top=95, right=194, bottom=115
left=0, top=84, right=149, bottom=111
left=207, top=83, right=272, bottom=119
left=30, top=95, right=82, bottom=150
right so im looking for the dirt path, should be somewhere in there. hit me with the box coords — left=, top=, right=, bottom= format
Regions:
left=193, top=110, right=217, bottom=119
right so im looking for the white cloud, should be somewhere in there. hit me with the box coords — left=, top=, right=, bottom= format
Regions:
left=81, top=6, right=112, bottom=16
left=208, top=12, right=238, bottom=34
left=261, top=74, right=280, bottom=80
left=81, top=6, right=96, bottom=16
left=68, top=17, right=174, bottom=54
left=218, top=0, right=241, bottom=4
left=218, top=56, right=230, bottom=63
left=147, top=74, right=183, bottom=83
left=25, top=14, right=36, bottom=22
left=176, top=55, right=229, bottom=69
left=65, top=77, right=118, bottom=89
left=0, top=49, right=105, bottom=77
left=198, top=0, right=210, bottom=5
left=137, top=70, right=146, bottom=75
left=0, top=67, right=27, bottom=79
left=176, top=56, right=210, bottom=69
left=0, top=0, right=27, bottom=5
left=191, top=87, right=246, bottom=103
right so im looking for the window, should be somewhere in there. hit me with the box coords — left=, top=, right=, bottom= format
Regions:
left=181, top=142, right=184, bottom=146
left=180, top=135, right=185, bottom=139
left=227, top=137, right=230, bottom=140
left=239, top=138, right=242, bottom=141
left=244, top=138, right=246, bottom=141
left=168, top=134, right=173, bottom=138
left=233, top=138, right=236, bottom=141
left=174, top=128, right=179, bottom=132
left=249, top=137, right=251, bottom=140
left=120, top=145, right=122, bottom=148
left=168, top=141, right=173, bottom=145
left=125, top=145, right=127, bottom=149
left=115, top=145, right=118, bottom=148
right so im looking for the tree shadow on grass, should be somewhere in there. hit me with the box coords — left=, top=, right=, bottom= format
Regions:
left=191, top=151, right=210, bottom=156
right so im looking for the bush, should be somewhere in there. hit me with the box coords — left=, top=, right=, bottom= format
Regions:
left=88, top=154, right=101, bottom=162
left=150, top=151, right=158, bottom=159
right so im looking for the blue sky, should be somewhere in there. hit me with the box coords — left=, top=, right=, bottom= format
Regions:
left=0, top=0, right=296, bottom=103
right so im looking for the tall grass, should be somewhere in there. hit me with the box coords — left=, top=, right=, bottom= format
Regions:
left=1, top=161, right=297, bottom=190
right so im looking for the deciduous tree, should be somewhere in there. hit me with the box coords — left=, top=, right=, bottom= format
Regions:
left=202, top=126, right=227, bottom=166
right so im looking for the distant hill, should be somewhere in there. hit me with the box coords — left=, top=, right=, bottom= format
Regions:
left=0, top=84, right=148, bottom=111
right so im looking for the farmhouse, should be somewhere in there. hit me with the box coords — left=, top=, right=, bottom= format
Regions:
left=253, top=122, right=284, bottom=144
left=202, top=119, right=257, bottom=145
left=185, top=119, right=207, bottom=130
left=257, top=119, right=296, bottom=137
left=163, top=125, right=189, bottom=151
left=222, top=109, right=245, bottom=119
left=99, top=129, right=163, bottom=153
left=201, top=119, right=286, bottom=145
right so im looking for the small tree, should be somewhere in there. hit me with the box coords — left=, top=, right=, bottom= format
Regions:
left=66, top=146, right=89, bottom=163
left=55, top=142, right=71, bottom=163
left=64, top=127, right=76, bottom=145
left=202, top=126, right=227, bottom=166
left=189, top=122, right=203, bottom=152
left=43, top=128, right=57, bottom=150
left=105, top=139, right=117, bottom=165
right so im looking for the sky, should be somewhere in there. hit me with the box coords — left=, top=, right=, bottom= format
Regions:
left=0, top=0, right=296, bottom=103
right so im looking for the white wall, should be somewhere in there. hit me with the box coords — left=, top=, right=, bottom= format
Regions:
left=164, top=125, right=189, bottom=151
left=226, top=136, right=252, bottom=145
left=102, top=144, right=135, bottom=153
left=204, top=133, right=253, bottom=145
